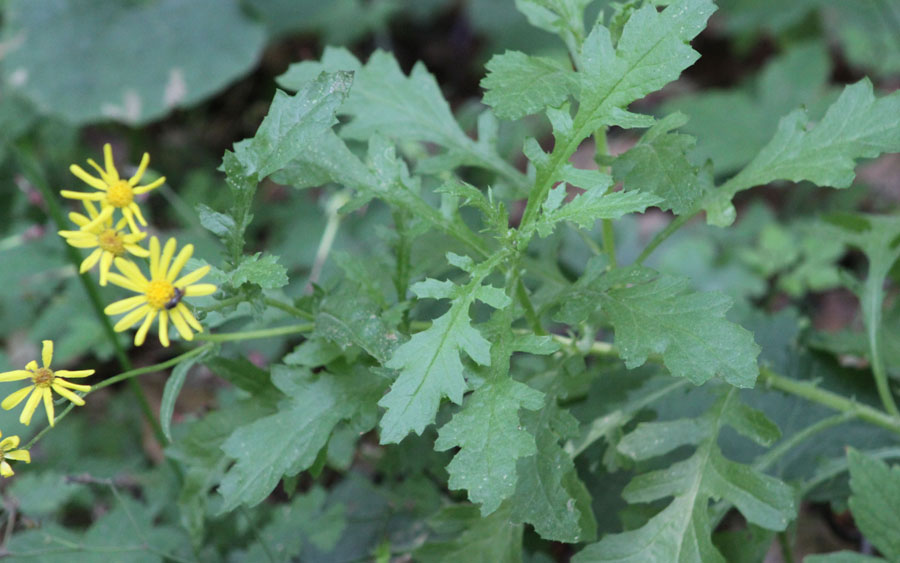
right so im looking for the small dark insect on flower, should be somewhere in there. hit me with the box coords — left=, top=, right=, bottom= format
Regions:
left=164, top=287, right=185, bottom=310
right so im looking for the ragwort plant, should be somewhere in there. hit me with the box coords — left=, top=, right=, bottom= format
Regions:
left=4, top=0, right=900, bottom=561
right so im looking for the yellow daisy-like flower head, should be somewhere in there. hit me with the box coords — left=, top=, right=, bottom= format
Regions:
left=0, top=431, right=31, bottom=478
left=106, top=236, right=217, bottom=347
left=0, top=340, right=93, bottom=427
left=61, top=143, right=165, bottom=234
left=57, top=201, right=150, bottom=285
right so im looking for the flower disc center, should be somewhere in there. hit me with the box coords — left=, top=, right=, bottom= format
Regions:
left=33, top=367, right=54, bottom=387
left=107, top=180, right=134, bottom=208
left=147, top=280, right=175, bottom=309
left=98, top=229, right=126, bottom=255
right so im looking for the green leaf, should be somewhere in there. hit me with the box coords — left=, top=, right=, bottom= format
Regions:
left=231, top=253, right=289, bottom=289
left=805, top=554, right=886, bottom=563
left=233, top=71, right=353, bottom=181
left=481, top=51, right=576, bottom=120
left=435, top=378, right=544, bottom=515
left=316, top=281, right=403, bottom=364
left=9, top=472, right=85, bottom=517
left=278, top=47, right=518, bottom=182
left=196, top=203, right=236, bottom=238
left=218, top=364, right=387, bottom=510
left=269, top=128, right=374, bottom=191
left=203, top=356, right=276, bottom=395
left=577, top=0, right=716, bottom=130
left=415, top=503, right=524, bottom=563
left=237, top=487, right=346, bottom=562
left=378, top=256, right=508, bottom=444
left=535, top=185, right=661, bottom=237
left=574, top=392, right=795, bottom=563
left=661, top=41, right=832, bottom=176
left=612, top=113, right=708, bottom=215
left=514, top=0, right=592, bottom=39
left=847, top=448, right=900, bottom=560
left=576, top=266, right=760, bottom=387
left=723, top=79, right=900, bottom=200
left=1, top=0, right=266, bottom=125
left=160, top=358, right=198, bottom=442
left=510, top=402, right=597, bottom=543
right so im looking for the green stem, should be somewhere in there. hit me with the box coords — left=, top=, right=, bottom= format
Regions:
left=24, top=403, right=76, bottom=450
left=307, top=191, right=350, bottom=290
left=195, top=323, right=314, bottom=342
left=635, top=212, right=691, bottom=265
left=760, top=367, right=900, bottom=435
left=602, top=218, right=617, bottom=268
left=777, top=531, right=795, bottom=563
left=88, top=344, right=214, bottom=394
left=516, top=278, right=545, bottom=336
left=14, top=145, right=166, bottom=446
left=863, top=272, right=900, bottom=417
left=263, top=297, right=315, bottom=320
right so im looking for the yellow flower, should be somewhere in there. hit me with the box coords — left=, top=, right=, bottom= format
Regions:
left=58, top=201, right=150, bottom=286
left=61, top=143, right=165, bottom=234
left=0, top=340, right=93, bottom=427
left=0, top=431, right=31, bottom=478
left=106, top=236, right=217, bottom=347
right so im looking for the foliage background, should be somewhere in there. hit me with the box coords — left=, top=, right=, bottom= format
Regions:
left=0, top=0, right=899, bottom=561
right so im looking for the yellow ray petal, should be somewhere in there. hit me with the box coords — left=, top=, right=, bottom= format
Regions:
left=103, top=143, right=119, bottom=181
left=115, top=257, right=149, bottom=285
left=167, top=244, right=194, bottom=282
left=99, top=251, right=115, bottom=286
left=114, top=305, right=152, bottom=332
left=149, top=236, right=161, bottom=279
left=0, top=461, right=12, bottom=478
left=80, top=248, right=103, bottom=273
left=42, top=388, right=55, bottom=426
left=106, top=273, right=145, bottom=293
left=133, top=176, right=165, bottom=194
left=69, top=164, right=108, bottom=191
left=0, top=370, right=32, bottom=383
left=0, top=436, right=19, bottom=450
left=19, top=389, right=42, bottom=425
left=122, top=207, right=140, bottom=234
left=2, top=386, right=33, bottom=410
left=184, top=283, right=217, bottom=297
left=168, top=307, right=194, bottom=340
left=81, top=205, right=115, bottom=230
left=129, top=202, right=147, bottom=226
left=174, top=265, right=210, bottom=287
left=176, top=303, right=203, bottom=332
left=54, top=370, right=95, bottom=379
left=52, top=384, right=86, bottom=405
left=105, top=295, right=147, bottom=315
left=129, top=152, right=150, bottom=186
left=42, top=340, right=53, bottom=368
left=159, top=310, right=170, bottom=347
left=87, top=158, right=111, bottom=184
left=5, top=450, right=30, bottom=463
left=159, top=238, right=177, bottom=280
left=60, top=190, right=105, bottom=201
left=53, top=380, right=91, bottom=392
left=25, top=360, right=38, bottom=372
left=134, top=309, right=158, bottom=346
left=126, top=244, right=150, bottom=258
